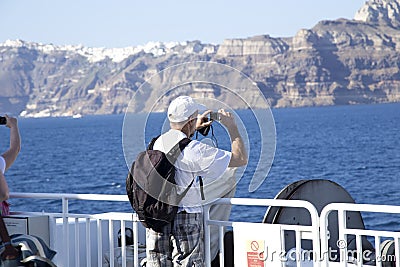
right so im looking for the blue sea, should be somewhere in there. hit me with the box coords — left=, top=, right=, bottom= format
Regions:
left=1, top=103, right=399, bottom=231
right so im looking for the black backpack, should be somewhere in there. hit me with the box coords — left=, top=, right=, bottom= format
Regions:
left=126, top=136, right=194, bottom=232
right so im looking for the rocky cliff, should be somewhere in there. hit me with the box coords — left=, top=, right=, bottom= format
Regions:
left=1, top=0, right=400, bottom=117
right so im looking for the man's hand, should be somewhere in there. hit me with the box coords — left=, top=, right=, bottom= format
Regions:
left=4, top=115, right=17, bottom=129
left=196, top=110, right=213, bottom=130
left=218, top=109, right=237, bottom=130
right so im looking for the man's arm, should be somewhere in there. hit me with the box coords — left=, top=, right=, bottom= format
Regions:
left=219, top=110, right=248, bottom=167
left=1, top=115, right=21, bottom=170
left=0, top=172, right=9, bottom=202
left=196, top=109, right=247, bottom=167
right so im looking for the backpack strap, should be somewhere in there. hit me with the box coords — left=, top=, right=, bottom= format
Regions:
left=165, top=137, right=192, bottom=164
left=176, top=176, right=205, bottom=202
left=147, top=135, right=161, bottom=150
left=199, top=176, right=205, bottom=200
left=149, top=136, right=197, bottom=201
left=177, top=178, right=195, bottom=202
left=166, top=138, right=196, bottom=201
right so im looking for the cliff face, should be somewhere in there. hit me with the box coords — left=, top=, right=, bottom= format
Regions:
left=1, top=0, right=400, bottom=117
left=355, top=0, right=400, bottom=28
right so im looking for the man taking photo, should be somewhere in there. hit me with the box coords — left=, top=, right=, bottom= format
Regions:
left=146, top=96, right=247, bottom=267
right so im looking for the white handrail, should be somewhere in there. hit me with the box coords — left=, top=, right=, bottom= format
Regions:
left=320, top=203, right=400, bottom=267
left=203, top=197, right=321, bottom=267
left=10, top=193, right=400, bottom=267
left=10, top=192, right=129, bottom=201
left=9, top=192, right=136, bottom=267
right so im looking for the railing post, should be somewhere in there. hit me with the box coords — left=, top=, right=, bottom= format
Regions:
left=62, top=197, right=69, bottom=267
left=121, top=220, right=127, bottom=267
left=218, top=226, right=224, bottom=267
left=75, top=218, right=80, bottom=267
left=355, top=235, right=363, bottom=266
left=203, top=205, right=211, bottom=267
left=311, top=205, right=321, bottom=267
left=109, top=219, right=114, bottom=267
left=296, top=230, right=302, bottom=267
left=375, top=235, right=382, bottom=267
left=86, top=218, right=91, bottom=267
left=395, top=238, right=400, bottom=267
left=133, top=214, right=139, bottom=267
left=97, top=219, right=103, bottom=266
left=338, top=209, right=347, bottom=266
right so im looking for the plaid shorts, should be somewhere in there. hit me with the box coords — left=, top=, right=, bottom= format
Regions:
left=146, top=212, right=205, bottom=267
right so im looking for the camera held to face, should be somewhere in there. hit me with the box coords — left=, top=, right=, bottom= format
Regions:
left=209, top=112, right=220, bottom=122
left=197, top=111, right=220, bottom=136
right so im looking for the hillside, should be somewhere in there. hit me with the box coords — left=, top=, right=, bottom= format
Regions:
left=1, top=0, right=400, bottom=117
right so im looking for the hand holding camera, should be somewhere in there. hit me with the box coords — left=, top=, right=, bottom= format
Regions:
left=196, top=109, right=237, bottom=136
left=217, top=109, right=237, bottom=129
left=0, top=115, right=18, bottom=129
left=196, top=111, right=212, bottom=129
left=196, top=110, right=213, bottom=136
left=0, top=116, right=6, bottom=125
left=209, top=111, right=220, bottom=122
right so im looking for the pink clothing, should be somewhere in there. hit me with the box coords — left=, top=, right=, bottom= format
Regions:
left=0, top=201, right=9, bottom=216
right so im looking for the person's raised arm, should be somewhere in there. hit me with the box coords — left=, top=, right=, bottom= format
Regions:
left=0, top=172, right=9, bottom=202
left=219, top=110, right=248, bottom=167
left=1, top=115, right=21, bottom=170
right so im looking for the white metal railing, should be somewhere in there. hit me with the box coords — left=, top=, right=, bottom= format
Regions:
left=320, top=203, right=400, bottom=267
left=9, top=192, right=141, bottom=267
left=9, top=193, right=400, bottom=267
left=203, top=198, right=321, bottom=267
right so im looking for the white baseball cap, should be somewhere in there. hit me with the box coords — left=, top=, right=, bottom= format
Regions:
left=167, top=96, right=207, bottom=123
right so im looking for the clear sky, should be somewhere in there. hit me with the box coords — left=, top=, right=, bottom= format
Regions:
left=0, top=0, right=367, bottom=48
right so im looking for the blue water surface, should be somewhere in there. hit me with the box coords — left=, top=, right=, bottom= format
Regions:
left=1, top=103, right=399, bottom=230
